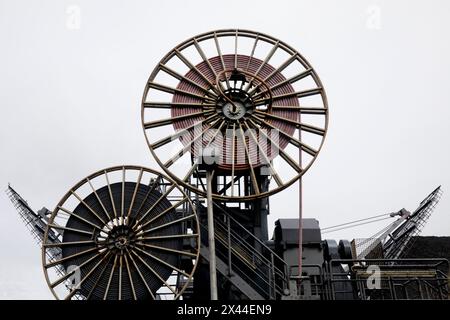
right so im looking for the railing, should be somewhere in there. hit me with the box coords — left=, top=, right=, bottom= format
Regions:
left=288, top=264, right=324, bottom=298
left=323, top=258, right=449, bottom=300
left=196, top=200, right=289, bottom=299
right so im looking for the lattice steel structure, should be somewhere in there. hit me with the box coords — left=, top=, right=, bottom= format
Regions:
left=6, top=185, right=52, bottom=245
left=384, top=186, right=443, bottom=259
left=6, top=186, right=62, bottom=263
left=353, top=186, right=443, bottom=260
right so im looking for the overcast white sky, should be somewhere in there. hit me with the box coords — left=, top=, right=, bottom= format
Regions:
left=1, top=0, right=449, bottom=299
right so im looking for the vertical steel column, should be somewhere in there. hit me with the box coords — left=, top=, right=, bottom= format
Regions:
left=298, top=128, right=304, bottom=280
left=227, top=215, right=232, bottom=276
left=206, top=170, right=218, bottom=300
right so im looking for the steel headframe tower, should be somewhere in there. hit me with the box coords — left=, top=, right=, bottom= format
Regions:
left=141, top=29, right=329, bottom=299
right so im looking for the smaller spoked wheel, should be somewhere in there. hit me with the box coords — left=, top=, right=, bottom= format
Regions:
left=42, top=165, right=199, bottom=300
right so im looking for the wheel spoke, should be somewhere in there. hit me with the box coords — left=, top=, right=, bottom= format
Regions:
left=270, top=105, right=326, bottom=115
left=181, top=165, right=196, bottom=189
left=121, top=167, right=125, bottom=222
left=130, top=248, right=178, bottom=295
left=136, top=242, right=197, bottom=258
left=245, top=34, right=259, bottom=71
left=132, top=175, right=162, bottom=225
left=231, top=123, right=236, bottom=196
left=138, top=198, right=188, bottom=231
left=249, top=64, right=310, bottom=98
left=47, top=224, right=93, bottom=236
left=248, top=118, right=303, bottom=173
left=70, top=190, right=110, bottom=228
left=132, top=245, right=190, bottom=277
left=180, top=119, right=226, bottom=185
left=150, top=113, right=219, bottom=150
left=237, top=122, right=260, bottom=195
left=243, top=41, right=279, bottom=92
left=253, top=87, right=322, bottom=106
left=123, top=254, right=137, bottom=300
left=162, top=115, right=222, bottom=168
left=103, top=255, right=118, bottom=300
left=243, top=120, right=283, bottom=187
left=133, top=184, right=176, bottom=227
left=142, top=214, right=196, bottom=235
left=57, top=206, right=104, bottom=231
left=204, top=119, right=227, bottom=148
left=193, top=38, right=226, bottom=92
left=234, top=30, right=238, bottom=69
left=105, top=170, right=118, bottom=220
left=143, top=101, right=214, bottom=109
left=45, top=246, right=99, bottom=269
left=214, top=32, right=231, bottom=89
left=174, top=49, right=221, bottom=96
left=139, top=233, right=198, bottom=241
left=64, top=252, right=112, bottom=300
left=254, top=110, right=326, bottom=136
left=264, top=54, right=298, bottom=82
left=299, top=122, right=326, bottom=136
left=269, top=69, right=313, bottom=92
left=159, top=63, right=217, bottom=99
left=118, top=255, right=123, bottom=300
left=254, top=110, right=299, bottom=127
left=249, top=117, right=318, bottom=156
left=86, top=253, right=113, bottom=299
left=43, top=240, right=95, bottom=248
left=49, top=250, right=107, bottom=288
left=126, top=168, right=143, bottom=223
left=144, top=111, right=213, bottom=130
left=126, top=249, right=155, bottom=299
left=148, top=82, right=215, bottom=102
left=86, top=177, right=114, bottom=222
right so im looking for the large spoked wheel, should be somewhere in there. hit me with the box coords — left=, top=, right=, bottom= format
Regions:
left=142, top=29, right=329, bottom=201
left=42, top=165, right=199, bottom=300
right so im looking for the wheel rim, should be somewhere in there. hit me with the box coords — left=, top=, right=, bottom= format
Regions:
left=142, top=29, right=329, bottom=201
left=42, top=165, right=199, bottom=300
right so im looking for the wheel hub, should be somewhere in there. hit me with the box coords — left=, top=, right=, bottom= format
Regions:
left=99, top=223, right=140, bottom=253
left=217, top=89, right=253, bottom=121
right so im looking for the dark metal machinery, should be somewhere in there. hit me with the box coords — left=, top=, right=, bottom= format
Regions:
left=42, top=166, right=200, bottom=300
left=5, top=29, right=449, bottom=300
left=271, top=187, right=448, bottom=300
